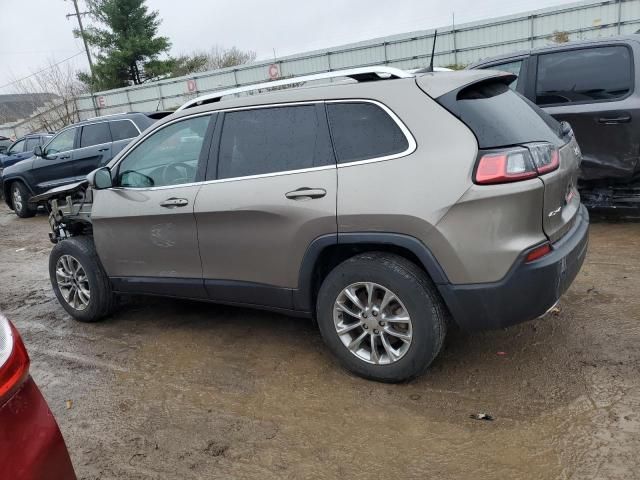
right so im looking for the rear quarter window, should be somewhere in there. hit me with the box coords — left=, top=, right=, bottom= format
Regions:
left=326, top=102, right=410, bottom=163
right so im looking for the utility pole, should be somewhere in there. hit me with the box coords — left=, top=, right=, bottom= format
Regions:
left=66, top=0, right=98, bottom=116
left=66, top=0, right=94, bottom=77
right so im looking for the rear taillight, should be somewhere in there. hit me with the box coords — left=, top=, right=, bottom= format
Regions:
left=475, top=142, right=559, bottom=185
left=0, top=315, right=30, bottom=403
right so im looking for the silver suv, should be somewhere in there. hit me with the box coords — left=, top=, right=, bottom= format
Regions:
left=42, top=67, right=589, bottom=382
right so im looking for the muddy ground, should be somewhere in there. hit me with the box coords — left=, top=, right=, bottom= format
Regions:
left=0, top=203, right=639, bottom=480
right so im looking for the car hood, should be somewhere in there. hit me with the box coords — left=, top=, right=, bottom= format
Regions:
left=30, top=180, right=88, bottom=203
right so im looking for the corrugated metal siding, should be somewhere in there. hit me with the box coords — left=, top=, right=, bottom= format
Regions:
left=63, top=0, right=640, bottom=119
left=2, top=0, right=640, bottom=136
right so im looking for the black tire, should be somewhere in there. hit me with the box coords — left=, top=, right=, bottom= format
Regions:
left=49, top=236, right=115, bottom=322
left=10, top=182, right=36, bottom=218
left=316, top=252, right=447, bottom=383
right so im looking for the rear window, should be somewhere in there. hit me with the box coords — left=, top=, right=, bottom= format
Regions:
left=437, top=79, right=565, bottom=149
left=536, top=46, right=632, bottom=105
left=326, top=102, right=409, bottom=163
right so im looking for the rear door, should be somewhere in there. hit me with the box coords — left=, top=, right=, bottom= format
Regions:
left=30, top=127, right=78, bottom=193
left=92, top=113, right=214, bottom=296
left=194, top=103, right=337, bottom=309
left=532, top=44, right=638, bottom=183
left=74, top=121, right=113, bottom=177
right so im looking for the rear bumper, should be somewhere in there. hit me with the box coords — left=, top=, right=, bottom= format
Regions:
left=0, top=377, right=76, bottom=480
left=439, top=204, right=589, bottom=331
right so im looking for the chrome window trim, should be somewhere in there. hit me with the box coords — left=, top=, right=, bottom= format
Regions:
left=110, top=99, right=416, bottom=191
left=326, top=99, right=417, bottom=168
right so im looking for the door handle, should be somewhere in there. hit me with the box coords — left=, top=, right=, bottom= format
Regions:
left=285, top=187, right=327, bottom=200
left=98, top=148, right=110, bottom=152
left=598, top=115, right=631, bottom=124
left=160, top=197, right=189, bottom=208
left=59, top=155, right=70, bottom=160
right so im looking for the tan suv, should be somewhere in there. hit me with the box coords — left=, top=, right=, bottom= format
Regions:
left=41, top=67, right=589, bottom=382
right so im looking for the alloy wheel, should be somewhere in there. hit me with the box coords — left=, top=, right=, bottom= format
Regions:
left=333, top=282, right=413, bottom=365
left=55, top=255, right=91, bottom=311
left=12, top=186, right=23, bottom=212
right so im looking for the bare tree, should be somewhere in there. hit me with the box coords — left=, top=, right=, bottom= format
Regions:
left=171, top=46, right=257, bottom=77
left=8, top=60, right=87, bottom=133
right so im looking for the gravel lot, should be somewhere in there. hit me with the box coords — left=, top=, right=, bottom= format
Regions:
left=1, top=203, right=639, bottom=480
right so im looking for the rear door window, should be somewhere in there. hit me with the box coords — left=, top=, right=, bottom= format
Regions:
left=80, top=122, right=112, bottom=148
left=110, top=120, right=140, bottom=141
left=536, top=46, right=632, bottom=105
left=216, top=104, right=334, bottom=180
left=326, top=102, right=409, bottom=163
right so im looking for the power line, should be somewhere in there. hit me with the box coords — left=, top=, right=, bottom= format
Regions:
left=0, top=51, right=85, bottom=91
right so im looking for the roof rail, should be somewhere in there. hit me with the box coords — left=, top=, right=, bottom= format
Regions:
left=176, top=66, right=413, bottom=111
left=86, top=112, right=136, bottom=121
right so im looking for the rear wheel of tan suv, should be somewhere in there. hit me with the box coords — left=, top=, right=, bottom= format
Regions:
left=316, top=252, right=447, bottom=382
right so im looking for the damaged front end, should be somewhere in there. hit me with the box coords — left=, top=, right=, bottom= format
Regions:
left=31, top=181, right=93, bottom=243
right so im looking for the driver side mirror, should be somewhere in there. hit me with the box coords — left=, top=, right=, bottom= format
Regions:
left=33, top=145, right=43, bottom=157
left=87, top=167, right=113, bottom=190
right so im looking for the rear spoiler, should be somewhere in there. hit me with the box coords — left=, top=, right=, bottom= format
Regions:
left=415, top=70, right=516, bottom=99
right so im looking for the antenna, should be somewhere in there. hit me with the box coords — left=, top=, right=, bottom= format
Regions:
left=428, top=29, right=438, bottom=72
left=414, top=30, right=438, bottom=73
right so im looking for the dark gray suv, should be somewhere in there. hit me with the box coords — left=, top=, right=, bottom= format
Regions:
left=469, top=35, right=640, bottom=210
left=1, top=112, right=167, bottom=217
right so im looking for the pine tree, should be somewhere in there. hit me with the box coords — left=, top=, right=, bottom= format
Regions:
left=78, top=0, right=173, bottom=90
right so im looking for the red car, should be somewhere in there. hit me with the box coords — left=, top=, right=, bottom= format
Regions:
left=0, top=314, right=76, bottom=479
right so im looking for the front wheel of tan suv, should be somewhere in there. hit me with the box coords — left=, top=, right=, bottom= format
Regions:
left=49, top=236, right=115, bottom=322
left=316, top=252, right=447, bottom=383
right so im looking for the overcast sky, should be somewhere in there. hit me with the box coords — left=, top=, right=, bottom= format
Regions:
left=0, top=0, right=578, bottom=90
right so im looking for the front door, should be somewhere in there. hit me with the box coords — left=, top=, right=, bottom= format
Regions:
left=533, top=44, right=638, bottom=182
left=194, top=104, right=337, bottom=310
left=30, top=127, right=78, bottom=194
left=92, top=113, right=215, bottom=298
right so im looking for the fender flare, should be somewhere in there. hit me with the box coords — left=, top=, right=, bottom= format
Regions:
left=294, top=232, right=450, bottom=312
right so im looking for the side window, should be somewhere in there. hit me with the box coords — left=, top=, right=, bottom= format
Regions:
left=80, top=122, right=112, bottom=148
left=117, top=115, right=211, bottom=188
left=110, top=120, right=140, bottom=141
left=216, top=105, right=334, bottom=180
left=45, top=128, right=76, bottom=156
left=7, top=139, right=25, bottom=154
left=536, top=46, right=632, bottom=105
left=326, top=102, right=409, bottom=163
left=484, top=60, right=523, bottom=90
left=24, top=137, right=40, bottom=151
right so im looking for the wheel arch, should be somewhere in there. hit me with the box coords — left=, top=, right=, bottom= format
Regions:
left=294, top=232, right=450, bottom=313
left=3, top=176, right=33, bottom=209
